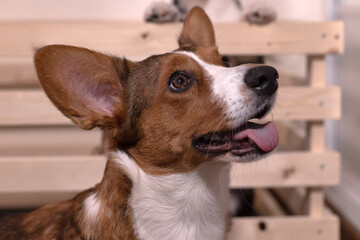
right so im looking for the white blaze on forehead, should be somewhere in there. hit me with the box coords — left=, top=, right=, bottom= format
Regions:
left=176, top=51, right=254, bottom=128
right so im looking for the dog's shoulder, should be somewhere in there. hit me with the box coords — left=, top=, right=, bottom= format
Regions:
left=0, top=196, right=87, bottom=240
left=0, top=213, right=26, bottom=240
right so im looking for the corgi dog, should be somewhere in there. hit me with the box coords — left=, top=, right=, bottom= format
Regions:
left=0, top=7, right=278, bottom=240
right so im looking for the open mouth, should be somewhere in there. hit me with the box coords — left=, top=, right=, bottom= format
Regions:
left=193, top=105, right=279, bottom=157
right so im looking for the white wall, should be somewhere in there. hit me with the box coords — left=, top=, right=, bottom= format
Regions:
left=326, top=2, right=360, bottom=232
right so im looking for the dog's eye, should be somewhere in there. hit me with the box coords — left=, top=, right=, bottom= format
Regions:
left=221, top=56, right=231, bottom=67
left=169, top=72, right=192, bottom=92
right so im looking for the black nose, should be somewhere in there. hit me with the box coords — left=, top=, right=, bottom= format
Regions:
left=244, top=66, right=279, bottom=96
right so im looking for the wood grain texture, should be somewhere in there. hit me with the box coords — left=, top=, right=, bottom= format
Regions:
left=0, top=57, right=38, bottom=87
left=0, top=21, right=344, bottom=58
left=227, top=216, right=339, bottom=240
left=0, top=155, right=106, bottom=193
left=0, top=126, right=101, bottom=156
left=230, top=151, right=340, bottom=188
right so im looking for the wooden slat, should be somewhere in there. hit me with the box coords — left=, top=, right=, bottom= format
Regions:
left=309, top=121, right=326, bottom=152
left=0, top=126, right=101, bottom=156
left=0, top=21, right=344, bottom=58
left=306, top=54, right=327, bottom=217
left=0, top=57, right=39, bottom=88
left=308, top=56, right=326, bottom=87
left=274, top=86, right=341, bottom=120
left=227, top=216, right=339, bottom=240
left=0, top=155, right=106, bottom=193
left=0, top=90, right=71, bottom=125
left=0, top=86, right=341, bottom=126
left=230, top=151, right=340, bottom=188
left=0, top=151, right=340, bottom=194
left=309, top=187, right=325, bottom=217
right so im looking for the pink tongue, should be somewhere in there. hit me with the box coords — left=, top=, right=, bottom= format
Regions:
left=234, top=122, right=279, bottom=152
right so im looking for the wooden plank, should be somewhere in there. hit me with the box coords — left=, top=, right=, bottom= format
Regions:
left=308, top=122, right=326, bottom=217
left=0, top=57, right=39, bottom=88
left=0, top=90, right=71, bottom=125
left=0, top=155, right=106, bottom=193
left=230, top=151, right=340, bottom=188
left=227, top=216, right=339, bottom=240
left=308, top=56, right=326, bottom=87
left=0, top=151, right=340, bottom=194
left=0, top=21, right=344, bottom=58
left=306, top=55, right=327, bottom=217
left=274, top=86, right=341, bottom=121
left=308, top=121, right=326, bottom=217
left=309, top=187, right=325, bottom=217
left=307, top=55, right=326, bottom=152
left=0, top=126, right=101, bottom=156
left=0, top=86, right=341, bottom=126
left=309, top=121, right=326, bottom=152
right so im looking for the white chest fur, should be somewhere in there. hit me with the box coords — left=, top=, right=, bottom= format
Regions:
left=113, top=151, right=231, bottom=240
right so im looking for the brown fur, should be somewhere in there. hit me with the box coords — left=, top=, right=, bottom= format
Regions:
left=0, top=7, right=239, bottom=239
left=0, top=161, right=137, bottom=240
left=178, top=7, right=216, bottom=48
left=127, top=52, right=228, bottom=175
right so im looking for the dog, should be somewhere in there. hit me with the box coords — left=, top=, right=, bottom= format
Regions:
left=145, top=0, right=278, bottom=216
left=0, top=7, right=278, bottom=240
left=145, top=0, right=277, bottom=25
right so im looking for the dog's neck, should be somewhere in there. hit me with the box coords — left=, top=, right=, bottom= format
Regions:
left=81, top=150, right=231, bottom=240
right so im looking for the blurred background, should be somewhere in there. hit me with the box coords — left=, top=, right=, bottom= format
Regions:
left=0, top=0, right=358, bottom=239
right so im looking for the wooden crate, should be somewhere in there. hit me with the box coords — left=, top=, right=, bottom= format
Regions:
left=0, top=21, right=343, bottom=239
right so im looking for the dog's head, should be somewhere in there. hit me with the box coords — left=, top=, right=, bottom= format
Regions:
left=35, top=7, right=278, bottom=175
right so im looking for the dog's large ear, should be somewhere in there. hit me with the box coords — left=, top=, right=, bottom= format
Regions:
left=35, top=45, right=134, bottom=130
left=178, top=6, right=216, bottom=47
